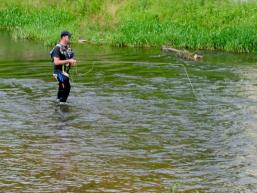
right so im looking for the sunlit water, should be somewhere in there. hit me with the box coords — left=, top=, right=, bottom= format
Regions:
left=1, top=32, right=257, bottom=193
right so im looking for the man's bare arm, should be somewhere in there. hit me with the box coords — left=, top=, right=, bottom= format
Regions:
left=53, top=57, right=76, bottom=66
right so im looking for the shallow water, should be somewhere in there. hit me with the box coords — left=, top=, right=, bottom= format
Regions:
left=1, top=32, right=257, bottom=193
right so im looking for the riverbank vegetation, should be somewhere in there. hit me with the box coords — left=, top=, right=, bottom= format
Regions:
left=1, top=0, right=257, bottom=52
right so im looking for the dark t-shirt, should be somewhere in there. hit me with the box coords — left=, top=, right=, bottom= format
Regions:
left=51, top=45, right=67, bottom=72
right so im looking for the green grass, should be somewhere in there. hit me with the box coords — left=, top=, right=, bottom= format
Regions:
left=1, top=0, right=257, bottom=52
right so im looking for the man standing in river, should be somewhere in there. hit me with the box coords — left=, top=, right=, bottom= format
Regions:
left=50, top=31, right=76, bottom=103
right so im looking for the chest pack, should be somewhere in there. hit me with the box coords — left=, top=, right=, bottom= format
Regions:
left=50, top=43, right=74, bottom=60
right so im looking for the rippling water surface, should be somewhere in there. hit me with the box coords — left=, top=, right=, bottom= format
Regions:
left=1, top=32, right=257, bottom=193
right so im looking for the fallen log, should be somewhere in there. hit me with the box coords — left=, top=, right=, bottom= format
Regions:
left=161, top=45, right=203, bottom=61
left=78, top=39, right=88, bottom=43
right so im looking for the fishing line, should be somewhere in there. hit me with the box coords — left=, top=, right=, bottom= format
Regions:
left=182, top=63, right=225, bottom=120
left=83, top=60, right=180, bottom=66
left=174, top=58, right=207, bottom=104
left=71, top=60, right=179, bottom=78
left=69, top=61, right=95, bottom=82
left=181, top=63, right=198, bottom=99
left=69, top=59, right=206, bottom=105
left=78, top=62, right=95, bottom=76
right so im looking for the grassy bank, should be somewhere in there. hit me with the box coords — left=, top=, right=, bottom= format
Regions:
left=1, top=0, right=257, bottom=52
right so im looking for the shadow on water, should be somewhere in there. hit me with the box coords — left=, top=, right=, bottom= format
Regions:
left=1, top=32, right=257, bottom=192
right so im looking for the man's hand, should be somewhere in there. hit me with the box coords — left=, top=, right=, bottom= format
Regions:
left=68, top=59, right=77, bottom=66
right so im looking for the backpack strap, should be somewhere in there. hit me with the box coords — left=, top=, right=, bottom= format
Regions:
left=49, top=44, right=63, bottom=58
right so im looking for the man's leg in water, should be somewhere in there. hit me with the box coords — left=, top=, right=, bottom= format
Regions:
left=56, top=73, right=70, bottom=102
left=57, top=79, right=70, bottom=102
left=57, top=82, right=65, bottom=102
left=63, top=78, right=71, bottom=102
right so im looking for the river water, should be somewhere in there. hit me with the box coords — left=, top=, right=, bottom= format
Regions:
left=1, top=32, right=257, bottom=193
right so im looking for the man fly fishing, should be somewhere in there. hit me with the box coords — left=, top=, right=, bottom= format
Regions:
left=50, top=31, right=76, bottom=103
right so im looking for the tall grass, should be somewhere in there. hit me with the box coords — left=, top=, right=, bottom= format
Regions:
left=0, top=6, right=77, bottom=45
left=1, top=0, right=257, bottom=52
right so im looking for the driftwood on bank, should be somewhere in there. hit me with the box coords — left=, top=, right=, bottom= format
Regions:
left=161, top=45, right=203, bottom=61
left=78, top=39, right=88, bottom=43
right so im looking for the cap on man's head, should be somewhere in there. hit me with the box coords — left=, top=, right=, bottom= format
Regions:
left=60, top=31, right=72, bottom=38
